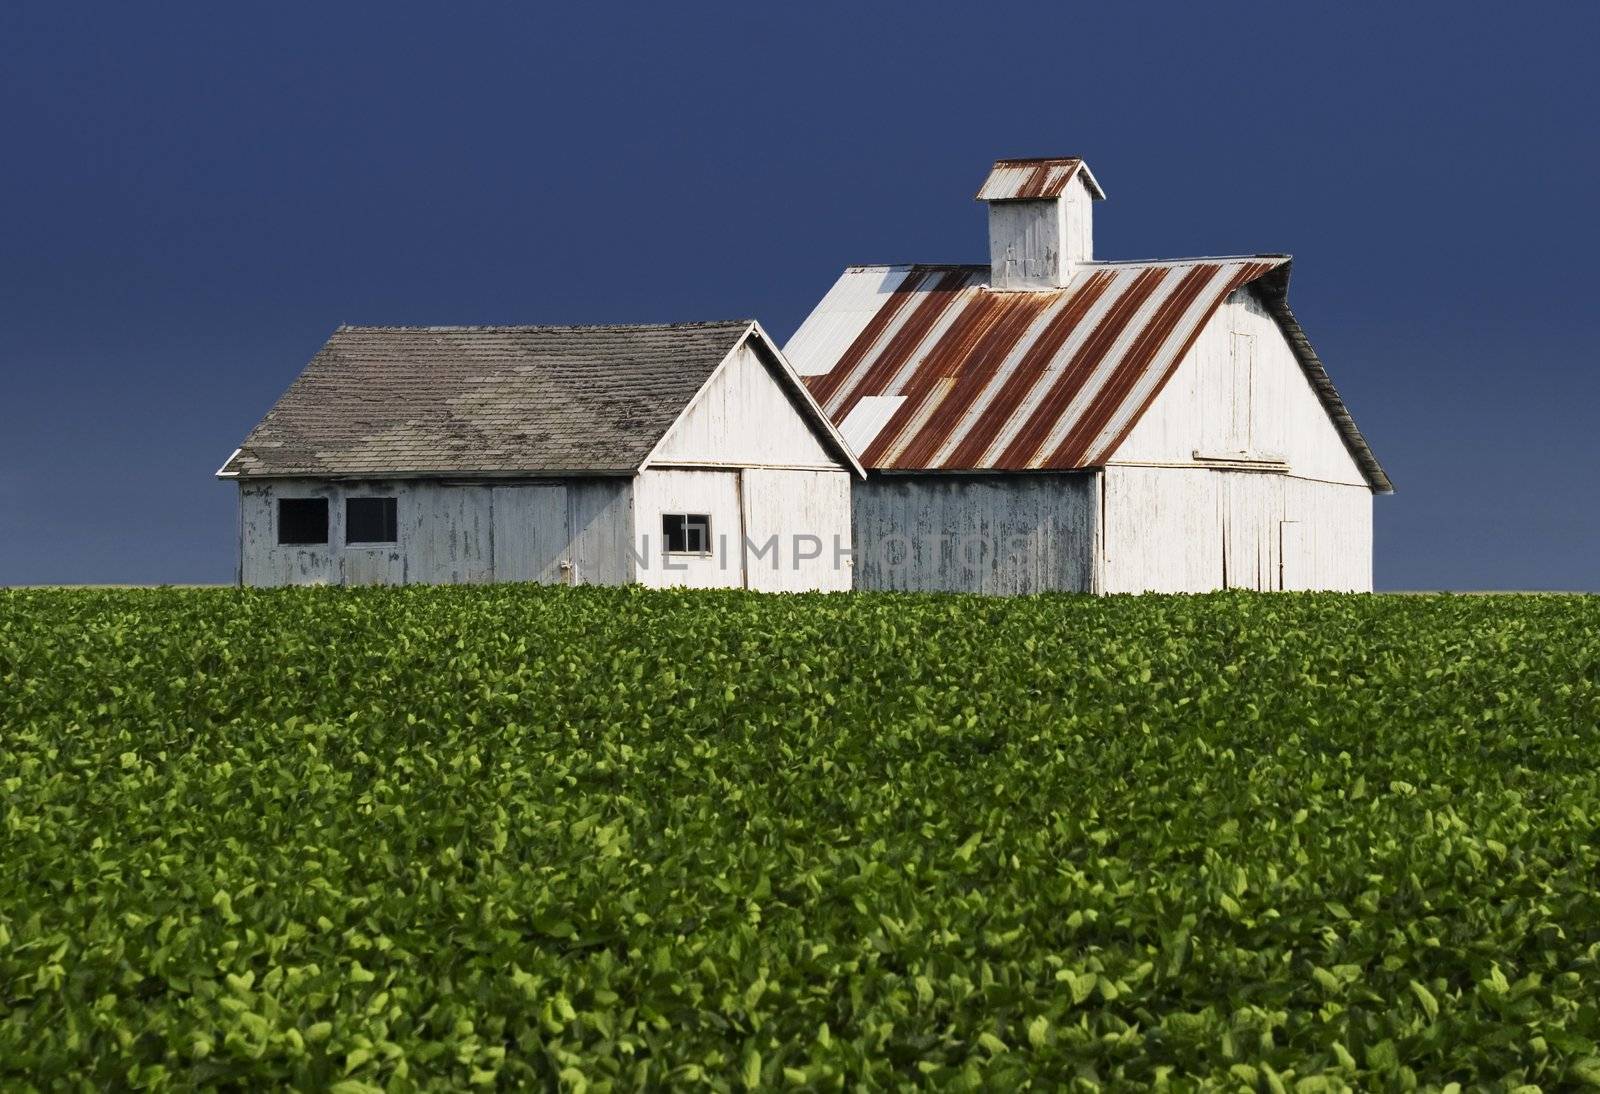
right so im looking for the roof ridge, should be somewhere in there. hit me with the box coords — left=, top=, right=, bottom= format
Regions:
left=841, top=255, right=1288, bottom=274
left=334, top=319, right=755, bottom=333
left=843, top=263, right=987, bottom=272
left=990, top=155, right=1084, bottom=165
left=1086, top=253, right=1290, bottom=266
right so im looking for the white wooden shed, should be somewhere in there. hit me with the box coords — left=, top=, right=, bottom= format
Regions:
left=218, top=320, right=862, bottom=589
left=785, top=157, right=1392, bottom=594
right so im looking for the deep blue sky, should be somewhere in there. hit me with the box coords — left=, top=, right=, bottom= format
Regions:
left=3, top=2, right=1596, bottom=589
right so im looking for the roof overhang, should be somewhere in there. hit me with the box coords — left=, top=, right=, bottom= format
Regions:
left=1249, top=263, right=1393, bottom=495
left=219, top=468, right=639, bottom=482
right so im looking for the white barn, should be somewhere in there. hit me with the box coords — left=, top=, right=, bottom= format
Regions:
left=218, top=320, right=862, bottom=589
left=785, top=157, right=1392, bottom=594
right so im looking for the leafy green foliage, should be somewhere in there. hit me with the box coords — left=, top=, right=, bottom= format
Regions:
left=2, top=586, right=1599, bottom=1089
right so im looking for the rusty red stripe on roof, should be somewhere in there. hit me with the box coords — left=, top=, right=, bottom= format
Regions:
left=978, top=158, right=1088, bottom=201
left=861, top=289, right=1015, bottom=465
left=889, top=291, right=1059, bottom=468
left=1020, top=162, right=1051, bottom=199
left=827, top=267, right=975, bottom=420
left=1047, top=264, right=1223, bottom=468
left=1079, top=262, right=1278, bottom=467
left=940, top=271, right=1117, bottom=469
left=787, top=256, right=1328, bottom=476
left=992, top=267, right=1170, bottom=469
left=803, top=267, right=941, bottom=409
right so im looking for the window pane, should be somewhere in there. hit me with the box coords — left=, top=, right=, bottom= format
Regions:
left=685, top=515, right=710, bottom=553
left=663, top=513, right=710, bottom=554
left=662, top=514, right=688, bottom=553
left=278, top=497, right=329, bottom=545
left=347, top=497, right=397, bottom=544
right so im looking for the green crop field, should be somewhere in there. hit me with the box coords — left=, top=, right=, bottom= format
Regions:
left=3, top=587, right=1599, bottom=1091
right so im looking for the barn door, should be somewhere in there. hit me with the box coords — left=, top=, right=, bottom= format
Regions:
left=1221, top=474, right=1281, bottom=591
left=491, top=485, right=570, bottom=583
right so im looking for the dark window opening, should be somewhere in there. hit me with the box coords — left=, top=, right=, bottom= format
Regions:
left=278, top=497, right=329, bottom=545
left=662, top=513, right=711, bottom=554
left=346, top=497, right=398, bottom=544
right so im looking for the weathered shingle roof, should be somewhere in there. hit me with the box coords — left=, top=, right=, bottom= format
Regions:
left=785, top=259, right=1391, bottom=493
left=220, top=321, right=757, bottom=478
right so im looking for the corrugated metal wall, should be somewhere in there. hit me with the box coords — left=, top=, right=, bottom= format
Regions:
left=851, top=473, right=1097, bottom=594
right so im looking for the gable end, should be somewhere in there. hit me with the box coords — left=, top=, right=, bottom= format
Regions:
left=1252, top=266, right=1392, bottom=494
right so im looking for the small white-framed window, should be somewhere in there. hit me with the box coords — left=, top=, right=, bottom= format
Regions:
left=662, top=513, right=711, bottom=554
left=278, top=497, right=329, bottom=545
left=346, top=497, right=398, bottom=544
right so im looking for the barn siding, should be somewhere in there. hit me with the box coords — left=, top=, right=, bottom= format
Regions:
left=1100, top=466, right=1371, bottom=593
left=240, top=479, right=343, bottom=587
left=1111, top=286, right=1369, bottom=487
left=239, top=477, right=633, bottom=588
left=851, top=474, right=1096, bottom=594
left=408, top=483, right=495, bottom=584
left=630, top=468, right=746, bottom=589
left=649, top=342, right=836, bottom=469
left=742, top=469, right=853, bottom=593
left=1100, top=467, right=1223, bottom=594
left=490, top=485, right=571, bottom=584
left=986, top=175, right=1096, bottom=291
left=568, top=479, right=636, bottom=586
left=1281, top=476, right=1373, bottom=591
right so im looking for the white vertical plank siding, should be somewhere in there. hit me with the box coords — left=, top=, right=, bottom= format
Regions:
left=1100, top=467, right=1223, bottom=594
left=988, top=200, right=1067, bottom=290
left=342, top=547, right=405, bottom=586
left=650, top=343, right=837, bottom=468
left=1100, top=466, right=1372, bottom=593
left=567, top=480, right=636, bottom=586
left=741, top=469, right=853, bottom=592
left=409, top=484, right=494, bottom=584
left=1221, top=472, right=1284, bottom=591
left=1228, top=332, right=1254, bottom=453
left=1062, top=176, right=1094, bottom=267
left=1111, top=286, right=1367, bottom=486
left=630, top=469, right=745, bottom=589
left=1282, top=477, right=1373, bottom=591
left=239, top=479, right=341, bottom=587
left=851, top=474, right=1096, bottom=594
left=986, top=174, right=1095, bottom=290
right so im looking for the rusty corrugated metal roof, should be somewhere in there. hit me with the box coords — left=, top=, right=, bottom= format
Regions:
left=976, top=157, right=1105, bottom=202
left=786, top=258, right=1391, bottom=492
